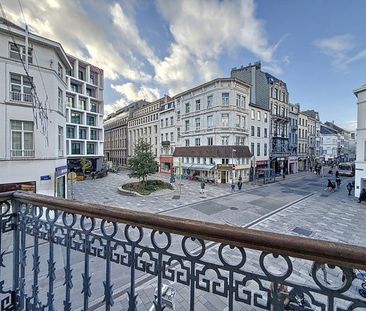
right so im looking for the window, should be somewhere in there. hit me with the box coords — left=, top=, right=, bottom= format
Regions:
left=195, top=138, right=200, bottom=146
left=67, top=96, right=75, bottom=108
left=264, top=128, right=268, bottom=138
left=251, top=126, right=255, bottom=136
left=58, top=126, right=64, bottom=156
left=87, top=115, right=96, bottom=126
left=195, top=99, right=201, bottom=111
left=207, top=115, right=213, bottom=128
left=207, top=137, right=213, bottom=145
left=273, top=88, right=278, bottom=99
left=221, top=113, right=229, bottom=127
left=10, top=120, right=34, bottom=157
left=79, top=128, right=87, bottom=139
left=10, top=73, right=32, bottom=102
left=195, top=117, right=201, bottom=131
left=66, top=126, right=75, bottom=138
left=236, top=94, right=241, bottom=107
left=207, top=95, right=213, bottom=108
left=79, top=98, right=86, bottom=110
left=161, top=134, right=163, bottom=142
left=257, top=127, right=261, bottom=137
left=58, top=63, right=63, bottom=79
left=90, top=102, right=98, bottom=113
left=170, top=116, right=174, bottom=126
left=257, top=111, right=261, bottom=121
left=165, top=118, right=168, bottom=127
left=177, top=111, right=181, bottom=120
left=185, top=102, right=190, bottom=113
left=177, top=127, right=180, bottom=138
left=170, top=132, right=174, bottom=142
left=251, top=109, right=255, bottom=120
left=185, top=139, right=190, bottom=146
left=90, top=129, right=98, bottom=140
left=236, top=136, right=245, bottom=145
left=78, top=70, right=84, bottom=80
left=257, top=143, right=260, bottom=156
left=71, top=112, right=81, bottom=124
left=185, top=120, right=190, bottom=132
left=242, top=116, right=246, bottom=128
left=221, top=136, right=229, bottom=145
left=58, top=88, right=63, bottom=113
left=264, top=143, right=267, bottom=156
left=9, top=42, right=32, bottom=64
left=87, top=143, right=96, bottom=154
left=71, top=142, right=81, bottom=154
left=251, top=143, right=254, bottom=155
left=264, top=112, right=268, bottom=123
left=161, top=119, right=164, bottom=128
left=236, top=115, right=241, bottom=127
left=222, top=93, right=229, bottom=105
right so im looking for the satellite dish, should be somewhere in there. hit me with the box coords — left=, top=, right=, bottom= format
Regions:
left=68, top=172, right=77, bottom=181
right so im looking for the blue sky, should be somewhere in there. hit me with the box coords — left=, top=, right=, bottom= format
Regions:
left=3, top=0, right=366, bottom=129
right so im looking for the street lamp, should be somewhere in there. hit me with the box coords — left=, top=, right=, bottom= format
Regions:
left=231, top=149, right=236, bottom=185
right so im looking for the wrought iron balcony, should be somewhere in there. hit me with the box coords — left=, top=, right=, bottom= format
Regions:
left=1, top=191, right=366, bottom=310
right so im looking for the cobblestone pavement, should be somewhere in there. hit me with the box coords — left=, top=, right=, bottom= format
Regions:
left=108, top=175, right=366, bottom=311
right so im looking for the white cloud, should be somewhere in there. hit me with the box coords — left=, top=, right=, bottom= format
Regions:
left=315, top=34, right=357, bottom=68
left=1, top=0, right=151, bottom=81
left=154, top=0, right=282, bottom=93
left=111, top=83, right=160, bottom=102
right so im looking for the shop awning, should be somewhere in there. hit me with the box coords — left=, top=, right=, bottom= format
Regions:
left=181, top=163, right=192, bottom=169
left=189, top=164, right=215, bottom=171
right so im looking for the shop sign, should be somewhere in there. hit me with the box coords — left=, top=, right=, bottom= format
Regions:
left=217, top=164, right=235, bottom=170
left=40, top=175, right=51, bottom=181
left=55, top=165, right=68, bottom=177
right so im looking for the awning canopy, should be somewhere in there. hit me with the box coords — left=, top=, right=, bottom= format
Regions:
left=181, top=163, right=192, bottom=169
left=189, top=164, right=215, bottom=171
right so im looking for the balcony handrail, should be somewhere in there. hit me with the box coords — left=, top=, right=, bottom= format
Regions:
left=10, top=191, right=366, bottom=270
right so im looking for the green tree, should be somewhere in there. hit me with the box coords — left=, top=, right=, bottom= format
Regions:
left=128, top=139, right=158, bottom=185
left=80, top=157, right=91, bottom=176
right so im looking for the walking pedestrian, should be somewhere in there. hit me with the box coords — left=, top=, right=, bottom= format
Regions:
left=237, top=180, right=242, bottom=191
left=335, top=170, right=339, bottom=178
left=327, top=179, right=335, bottom=192
left=200, top=181, right=205, bottom=195
left=346, top=182, right=353, bottom=196
left=336, top=177, right=341, bottom=189
left=358, top=188, right=366, bottom=203
left=231, top=183, right=235, bottom=192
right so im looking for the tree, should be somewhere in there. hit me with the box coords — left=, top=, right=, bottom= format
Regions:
left=80, top=157, right=91, bottom=176
left=128, top=139, right=158, bottom=185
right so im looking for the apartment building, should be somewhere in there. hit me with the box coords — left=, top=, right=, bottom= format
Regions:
left=104, top=106, right=129, bottom=166
left=65, top=56, right=104, bottom=171
left=0, top=17, right=70, bottom=197
left=231, top=62, right=290, bottom=174
left=127, top=99, right=161, bottom=159
left=298, top=111, right=309, bottom=171
left=319, top=124, right=338, bottom=163
left=288, top=103, right=299, bottom=174
left=173, top=78, right=251, bottom=183
left=159, top=99, right=176, bottom=173
left=303, top=110, right=320, bottom=169
left=323, top=121, right=351, bottom=162
left=248, top=105, right=270, bottom=175
left=354, top=84, right=365, bottom=197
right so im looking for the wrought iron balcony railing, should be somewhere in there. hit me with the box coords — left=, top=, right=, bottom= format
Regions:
left=1, top=191, right=366, bottom=311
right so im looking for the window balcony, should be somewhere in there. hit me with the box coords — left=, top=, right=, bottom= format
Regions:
left=0, top=191, right=365, bottom=310
left=10, top=149, right=35, bottom=158
left=9, top=91, right=32, bottom=103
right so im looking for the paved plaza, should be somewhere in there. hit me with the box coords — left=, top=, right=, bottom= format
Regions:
left=66, top=170, right=366, bottom=310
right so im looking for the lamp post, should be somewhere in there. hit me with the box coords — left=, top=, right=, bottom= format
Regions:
left=231, top=149, right=236, bottom=185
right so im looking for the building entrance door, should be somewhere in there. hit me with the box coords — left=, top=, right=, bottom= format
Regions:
left=221, top=171, right=227, bottom=183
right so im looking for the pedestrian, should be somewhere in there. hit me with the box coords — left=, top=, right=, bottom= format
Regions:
left=309, top=263, right=330, bottom=284
left=231, top=183, right=235, bottom=192
left=237, top=180, right=242, bottom=190
left=335, top=170, right=339, bottom=178
left=282, top=171, right=285, bottom=180
left=327, top=179, right=335, bottom=192
left=336, top=177, right=341, bottom=189
left=358, top=188, right=366, bottom=203
left=200, top=181, right=205, bottom=195
left=328, top=169, right=333, bottom=175
left=346, top=182, right=353, bottom=196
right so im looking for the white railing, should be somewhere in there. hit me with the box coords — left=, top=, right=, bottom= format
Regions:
left=10, top=149, right=35, bottom=158
left=9, top=91, right=33, bottom=103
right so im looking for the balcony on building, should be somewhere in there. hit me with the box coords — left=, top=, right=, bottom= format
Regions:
left=0, top=191, right=365, bottom=310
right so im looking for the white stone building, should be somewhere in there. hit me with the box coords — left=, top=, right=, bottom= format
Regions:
left=298, top=111, right=309, bottom=171
left=0, top=18, right=70, bottom=197
left=159, top=99, right=176, bottom=173
left=173, top=78, right=252, bottom=183
left=65, top=56, right=104, bottom=171
left=354, top=84, right=366, bottom=197
left=248, top=105, right=270, bottom=176
left=319, top=124, right=338, bottom=163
